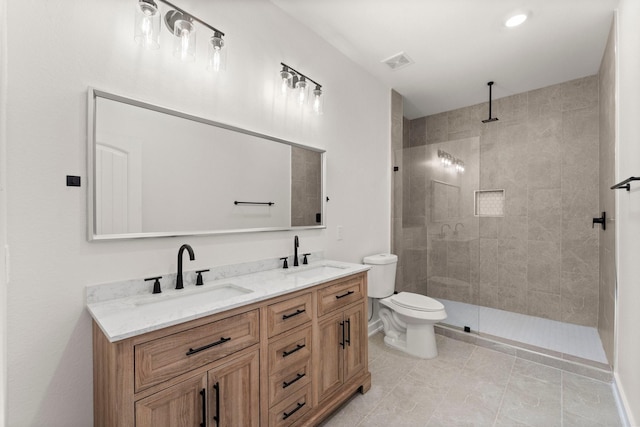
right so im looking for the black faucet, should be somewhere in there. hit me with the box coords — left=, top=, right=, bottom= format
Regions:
left=176, top=244, right=195, bottom=290
left=294, top=235, right=299, bottom=267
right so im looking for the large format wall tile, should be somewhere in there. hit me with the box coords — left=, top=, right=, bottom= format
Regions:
left=396, top=74, right=601, bottom=328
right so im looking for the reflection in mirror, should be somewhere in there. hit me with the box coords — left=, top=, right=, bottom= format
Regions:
left=431, top=180, right=460, bottom=222
left=88, top=89, right=325, bottom=240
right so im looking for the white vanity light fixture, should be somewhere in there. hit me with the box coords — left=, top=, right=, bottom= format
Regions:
left=312, top=85, right=324, bottom=114
left=207, top=31, right=226, bottom=72
left=438, top=149, right=464, bottom=173
left=296, top=76, right=309, bottom=106
left=505, top=12, right=528, bottom=28
left=134, top=0, right=227, bottom=71
left=279, top=62, right=324, bottom=114
left=134, top=0, right=161, bottom=49
left=280, top=65, right=293, bottom=96
left=167, top=11, right=196, bottom=62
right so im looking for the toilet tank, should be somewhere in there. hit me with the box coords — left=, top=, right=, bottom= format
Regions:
left=363, top=253, right=398, bottom=298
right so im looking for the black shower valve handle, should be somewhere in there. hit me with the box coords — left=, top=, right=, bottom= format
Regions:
left=592, top=212, right=606, bottom=231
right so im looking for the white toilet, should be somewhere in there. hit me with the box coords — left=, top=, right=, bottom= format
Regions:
left=364, top=253, right=447, bottom=359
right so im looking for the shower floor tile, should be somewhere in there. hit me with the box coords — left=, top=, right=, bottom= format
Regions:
left=439, top=299, right=608, bottom=364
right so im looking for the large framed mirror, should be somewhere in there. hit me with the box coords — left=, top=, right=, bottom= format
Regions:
left=87, top=88, right=325, bottom=240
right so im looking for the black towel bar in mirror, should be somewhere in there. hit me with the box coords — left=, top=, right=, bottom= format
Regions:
left=611, top=176, right=640, bottom=191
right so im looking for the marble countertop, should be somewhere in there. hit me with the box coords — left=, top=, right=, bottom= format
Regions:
left=87, top=260, right=370, bottom=343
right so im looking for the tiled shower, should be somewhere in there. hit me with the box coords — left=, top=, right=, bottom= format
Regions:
left=391, top=43, right=616, bottom=365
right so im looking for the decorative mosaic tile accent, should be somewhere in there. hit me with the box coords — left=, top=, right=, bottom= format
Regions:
left=475, top=189, right=505, bottom=216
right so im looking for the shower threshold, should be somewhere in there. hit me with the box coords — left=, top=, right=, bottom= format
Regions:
left=437, top=299, right=610, bottom=372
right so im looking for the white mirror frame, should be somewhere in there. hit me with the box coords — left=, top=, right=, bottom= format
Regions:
left=87, top=87, right=326, bottom=241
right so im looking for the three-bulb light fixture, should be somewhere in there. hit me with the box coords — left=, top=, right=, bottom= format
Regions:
left=279, top=63, right=324, bottom=115
left=438, top=149, right=465, bottom=173
left=134, top=0, right=226, bottom=72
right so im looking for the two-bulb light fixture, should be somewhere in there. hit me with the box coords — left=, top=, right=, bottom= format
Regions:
left=279, top=63, right=324, bottom=115
left=438, top=149, right=465, bottom=173
left=134, top=0, right=226, bottom=72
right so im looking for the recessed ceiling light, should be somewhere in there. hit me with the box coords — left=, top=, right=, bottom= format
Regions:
left=505, top=13, right=528, bottom=28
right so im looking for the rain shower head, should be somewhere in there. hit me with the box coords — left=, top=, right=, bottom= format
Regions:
left=482, top=81, right=499, bottom=123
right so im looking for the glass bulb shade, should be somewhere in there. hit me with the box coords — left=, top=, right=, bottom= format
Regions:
left=134, top=0, right=160, bottom=49
left=207, top=34, right=226, bottom=72
left=312, top=87, right=323, bottom=114
left=280, top=69, right=292, bottom=95
left=296, top=77, right=308, bottom=106
left=173, top=19, right=196, bottom=62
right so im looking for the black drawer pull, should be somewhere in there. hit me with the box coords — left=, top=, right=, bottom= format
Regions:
left=282, top=344, right=305, bottom=358
left=186, top=337, right=231, bottom=356
left=282, top=402, right=305, bottom=420
left=335, top=290, right=354, bottom=299
left=282, top=308, right=306, bottom=320
left=282, top=373, right=306, bottom=389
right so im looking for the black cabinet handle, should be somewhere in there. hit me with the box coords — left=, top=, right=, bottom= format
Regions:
left=345, top=318, right=351, bottom=346
left=335, top=290, right=354, bottom=299
left=186, top=337, right=231, bottom=356
left=199, top=389, right=206, bottom=427
left=282, top=402, right=305, bottom=420
left=282, top=373, right=306, bottom=389
left=282, top=308, right=306, bottom=320
left=213, top=382, right=220, bottom=424
left=339, top=321, right=345, bottom=349
left=592, top=212, right=606, bottom=231
left=282, top=344, right=305, bottom=358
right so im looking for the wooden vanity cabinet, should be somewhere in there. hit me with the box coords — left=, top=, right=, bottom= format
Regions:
left=135, top=349, right=259, bottom=427
left=93, top=271, right=371, bottom=427
left=315, top=280, right=367, bottom=403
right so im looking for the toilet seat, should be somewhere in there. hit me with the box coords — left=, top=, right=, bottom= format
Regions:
left=379, top=292, right=447, bottom=322
left=390, top=292, right=444, bottom=312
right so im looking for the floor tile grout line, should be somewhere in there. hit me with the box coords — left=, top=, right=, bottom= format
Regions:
left=560, top=370, right=564, bottom=427
left=356, top=352, right=420, bottom=427
left=491, top=351, right=517, bottom=427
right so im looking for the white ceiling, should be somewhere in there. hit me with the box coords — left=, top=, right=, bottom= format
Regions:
left=270, top=0, right=619, bottom=119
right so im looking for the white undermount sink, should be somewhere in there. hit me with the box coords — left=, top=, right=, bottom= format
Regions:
left=287, top=265, right=349, bottom=279
left=134, top=283, right=253, bottom=308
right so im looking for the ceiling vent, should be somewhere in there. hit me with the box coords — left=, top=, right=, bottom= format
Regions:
left=381, top=52, right=414, bottom=71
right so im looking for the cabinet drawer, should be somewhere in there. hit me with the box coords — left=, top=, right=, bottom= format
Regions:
left=317, top=275, right=364, bottom=317
left=135, top=310, right=259, bottom=392
left=268, top=358, right=312, bottom=407
left=266, top=293, right=312, bottom=338
left=268, top=327, right=312, bottom=375
left=268, top=384, right=312, bottom=427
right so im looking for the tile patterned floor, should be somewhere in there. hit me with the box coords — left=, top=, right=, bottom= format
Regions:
left=321, top=333, right=623, bottom=427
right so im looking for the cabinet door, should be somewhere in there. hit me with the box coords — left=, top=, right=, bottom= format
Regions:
left=208, top=350, right=260, bottom=427
left=343, top=303, right=366, bottom=382
left=316, top=311, right=344, bottom=402
left=135, top=374, right=207, bottom=427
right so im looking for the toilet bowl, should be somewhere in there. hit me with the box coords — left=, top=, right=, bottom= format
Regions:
left=378, top=291, right=447, bottom=359
left=363, top=253, right=447, bottom=359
